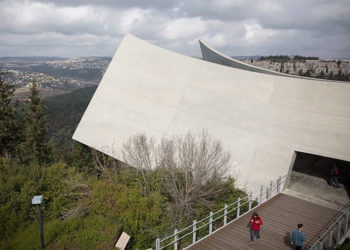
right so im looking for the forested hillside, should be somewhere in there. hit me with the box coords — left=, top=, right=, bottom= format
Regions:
left=45, top=86, right=96, bottom=159
left=1, top=74, right=246, bottom=249
left=30, top=65, right=103, bottom=82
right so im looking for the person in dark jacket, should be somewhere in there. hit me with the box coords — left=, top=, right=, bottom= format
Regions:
left=249, top=212, right=263, bottom=245
left=291, top=224, right=306, bottom=250
left=330, top=164, right=340, bottom=188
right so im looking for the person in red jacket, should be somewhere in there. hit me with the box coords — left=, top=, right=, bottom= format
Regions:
left=249, top=212, right=263, bottom=245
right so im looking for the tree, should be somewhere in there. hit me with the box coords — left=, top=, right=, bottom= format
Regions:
left=122, top=134, right=157, bottom=194
left=303, top=70, right=311, bottom=77
left=122, top=130, right=232, bottom=221
left=0, top=71, right=19, bottom=159
left=20, top=80, right=51, bottom=165
left=337, top=70, right=344, bottom=81
left=71, top=142, right=94, bottom=172
left=319, top=71, right=325, bottom=79
left=91, top=148, right=118, bottom=181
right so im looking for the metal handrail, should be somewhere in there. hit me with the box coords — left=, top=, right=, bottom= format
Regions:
left=309, top=205, right=350, bottom=250
left=159, top=193, right=251, bottom=243
left=155, top=175, right=287, bottom=250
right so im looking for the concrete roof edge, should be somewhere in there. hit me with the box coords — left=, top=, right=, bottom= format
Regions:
left=199, top=40, right=348, bottom=84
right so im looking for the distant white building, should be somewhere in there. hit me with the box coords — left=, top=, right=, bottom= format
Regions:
left=284, top=62, right=295, bottom=74
left=315, top=67, right=326, bottom=74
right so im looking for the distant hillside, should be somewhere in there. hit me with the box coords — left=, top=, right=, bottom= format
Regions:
left=1, top=57, right=109, bottom=99
left=29, top=64, right=103, bottom=82
left=46, top=86, right=97, bottom=149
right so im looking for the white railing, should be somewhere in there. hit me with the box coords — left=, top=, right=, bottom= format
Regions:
left=309, top=206, right=350, bottom=250
left=155, top=175, right=287, bottom=250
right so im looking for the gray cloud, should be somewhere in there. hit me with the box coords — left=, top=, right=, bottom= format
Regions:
left=0, top=0, right=349, bottom=58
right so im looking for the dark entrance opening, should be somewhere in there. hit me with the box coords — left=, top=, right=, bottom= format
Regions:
left=286, top=151, right=350, bottom=210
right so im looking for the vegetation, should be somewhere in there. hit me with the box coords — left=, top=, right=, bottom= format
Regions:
left=19, top=81, right=52, bottom=165
left=29, top=64, right=104, bottom=82
left=293, top=55, right=319, bottom=60
left=123, top=131, right=237, bottom=222
left=0, top=73, right=245, bottom=249
left=259, top=55, right=319, bottom=61
left=259, top=55, right=290, bottom=62
left=336, top=238, right=350, bottom=249
left=0, top=72, right=18, bottom=158
left=45, top=85, right=97, bottom=161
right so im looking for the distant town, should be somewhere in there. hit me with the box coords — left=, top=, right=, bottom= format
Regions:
left=241, top=55, right=350, bottom=81
left=0, top=55, right=349, bottom=99
left=0, top=56, right=111, bottom=99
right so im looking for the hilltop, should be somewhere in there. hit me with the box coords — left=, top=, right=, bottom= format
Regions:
left=0, top=56, right=111, bottom=99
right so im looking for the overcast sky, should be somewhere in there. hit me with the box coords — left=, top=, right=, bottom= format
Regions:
left=0, top=0, right=349, bottom=59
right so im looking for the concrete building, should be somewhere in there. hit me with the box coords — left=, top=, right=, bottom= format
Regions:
left=283, top=62, right=295, bottom=74
left=73, top=34, right=350, bottom=194
left=328, top=61, right=339, bottom=75
left=340, top=61, right=350, bottom=74
left=315, top=67, right=327, bottom=74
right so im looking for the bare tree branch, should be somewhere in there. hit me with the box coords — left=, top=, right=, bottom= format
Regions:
left=60, top=176, right=92, bottom=220
left=122, top=133, right=157, bottom=193
left=91, top=148, right=118, bottom=181
left=122, top=130, right=233, bottom=221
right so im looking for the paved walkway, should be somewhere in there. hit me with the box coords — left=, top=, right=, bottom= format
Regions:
left=188, top=193, right=340, bottom=250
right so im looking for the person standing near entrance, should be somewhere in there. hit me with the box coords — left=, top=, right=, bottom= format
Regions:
left=249, top=212, right=263, bottom=245
left=330, top=164, right=340, bottom=188
left=291, top=224, right=306, bottom=250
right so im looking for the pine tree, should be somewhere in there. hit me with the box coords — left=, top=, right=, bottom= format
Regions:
left=20, top=80, right=51, bottom=164
left=320, top=71, right=325, bottom=79
left=71, top=142, right=94, bottom=172
left=0, top=71, right=17, bottom=158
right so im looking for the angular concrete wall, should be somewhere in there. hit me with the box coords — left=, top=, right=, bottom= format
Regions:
left=73, top=34, right=350, bottom=193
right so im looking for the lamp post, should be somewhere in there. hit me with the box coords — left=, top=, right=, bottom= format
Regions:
left=32, top=195, right=44, bottom=250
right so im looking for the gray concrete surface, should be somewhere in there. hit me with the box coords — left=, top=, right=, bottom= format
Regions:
left=73, top=34, right=350, bottom=194
left=285, top=171, right=349, bottom=210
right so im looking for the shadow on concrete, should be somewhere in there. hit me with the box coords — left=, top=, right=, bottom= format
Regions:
left=292, top=152, right=350, bottom=198
left=283, top=231, right=292, bottom=248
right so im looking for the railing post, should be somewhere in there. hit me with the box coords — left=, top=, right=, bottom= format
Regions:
left=319, top=241, right=323, bottom=250
left=192, top=220, right=197, bottom=244
left=269, top=180, right=273, bottom=197
left=328, top=230, right=333, bottom=248
left=224, top=204, right=228, bottom=225
left=156, top=237, right=160, bottom=250
left=237, top=197, right=241, bottom=218
left=174, top=229, right=178, bottom=250
left=259, top=186, right=263, bottom=204
left=277, top=176, right=281, bottom=193
left=345, top=212, right=349, bottom=234
left=318, top=240, right=323, bottom=250
left=336, top=221, right=341, bottom=244
left=266, top=187, right=269, bottom=200
left=209, top=212, right=213, bottom=234
left=248, top=192, right=252, bottom=211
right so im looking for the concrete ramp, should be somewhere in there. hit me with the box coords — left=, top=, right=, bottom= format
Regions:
left=188, top=194, right=340, bottom=250
left=285, top=172, right=349, bottom=211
